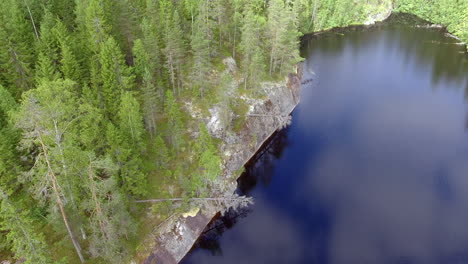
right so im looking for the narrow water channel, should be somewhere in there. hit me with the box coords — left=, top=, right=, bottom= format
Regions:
left=182, top=15, right=468, bottom=264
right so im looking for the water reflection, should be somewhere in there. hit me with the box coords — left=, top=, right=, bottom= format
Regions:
left=183, top=15, right=468, bottom=264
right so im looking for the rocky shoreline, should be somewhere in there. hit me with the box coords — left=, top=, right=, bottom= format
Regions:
left=139, top=5, right=396, bottom=263
left=140, top=65, right=302, bottom=264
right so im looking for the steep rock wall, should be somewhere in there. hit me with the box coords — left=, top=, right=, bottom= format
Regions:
left=142, top=66, right=302, bottom=264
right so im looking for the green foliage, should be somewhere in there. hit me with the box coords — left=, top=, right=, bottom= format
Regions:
left=83, top=155, right=135, bottom=262
left=116, top=92, right=148, bottom=196
left=35, top=52, right=60, bottom=83
left=164, top=90, right=185, bottom=153
left=118, top=92, right=145, bottom=148
left=0, top=86, right=19, bottom=194
left=0, top=191, right=53, bottom=264
left=0, top=0, right=35, bottom=97
left=132, top=39, right=149, bottom=82
left=395, top=0, right=468, bottom=45
left=99, top=37, right=134, bottom=117
left=189, top=124, right=222, bottom=196
left=240, top=4, right=267, bottom=88
left=163, top=10, right=186, bottom=94
left=190, top=0, right=215, bottom=96
left=0, top=0, right=465, bottom=262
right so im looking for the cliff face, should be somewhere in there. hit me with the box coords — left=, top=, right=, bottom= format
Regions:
left=141, top=65, right=302, bottom=264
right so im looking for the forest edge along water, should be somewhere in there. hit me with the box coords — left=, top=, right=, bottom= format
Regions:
left=0, top=0, right=466, bottom=263
left=181, top=13, right=468, bottom=264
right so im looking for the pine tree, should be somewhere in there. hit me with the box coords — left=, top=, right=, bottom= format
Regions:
left=84, top=154, right=135, bottom=262
left=230, top=0, right=243, bottom=58
left=140, top=18, right=164, bottom=82
left=44, top=0, right=77, bottom=29
left=15, top=79, right=85, bottom=263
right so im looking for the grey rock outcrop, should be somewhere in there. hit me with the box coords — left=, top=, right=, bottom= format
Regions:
left=142, top=65, right=302, bottom=264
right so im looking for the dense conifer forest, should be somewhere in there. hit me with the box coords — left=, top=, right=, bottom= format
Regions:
left=0, top=0, right=465, bottom=263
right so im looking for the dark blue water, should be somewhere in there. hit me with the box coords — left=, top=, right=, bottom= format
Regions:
left=182, top=17, right=468, bottom=264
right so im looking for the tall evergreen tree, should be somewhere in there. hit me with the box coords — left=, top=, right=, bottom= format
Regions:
left=99, top=37, right=134, bottom=117
left=267, top=0, right=302, bottom=75
left=0, top=0, right=35, bottom=97
left=164, top=90, right=184, bottom=153
left=35, top=52, right=60, bottom=83
left=0, top=190, right=52, bottom=264
left=115, top=92, right=148, bottom=197
left=240, top=4, right=266, bottom=88
left=164, top=10, right=186, bottom=94
left=190, top=0, right=215, bottom=97
left=84, top=0, right=111, bottom=53
left=84, top=154, right=135, bottom=262
left=0, top=85, right=20, bottom=193
left=15, top=79, right=85, bottom=263
left=132, top=39, right=160, bottom=135
left=191, top=124, right=221, bottom=195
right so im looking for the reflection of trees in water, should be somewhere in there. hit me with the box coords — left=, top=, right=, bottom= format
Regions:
left=187, top=207, right=253, bottom=257
left=301, top=13, right=468, bottom=95
left=237, top=128, right=290, bottom=195
left=186, top=129, right=290, bottom=257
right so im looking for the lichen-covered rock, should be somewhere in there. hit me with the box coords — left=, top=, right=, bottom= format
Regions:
left=222, top=57, right=238, bottom=75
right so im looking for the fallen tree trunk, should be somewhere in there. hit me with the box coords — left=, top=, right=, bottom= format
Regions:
left=135, top=196, right=252, bottom=203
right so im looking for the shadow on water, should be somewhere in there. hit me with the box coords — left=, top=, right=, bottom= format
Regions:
left=182, top=13, right=468, bottom=264
left=182, top=129, right=290, bottom=258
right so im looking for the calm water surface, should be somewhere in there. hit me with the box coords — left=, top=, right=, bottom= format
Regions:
left=182, top=17, right=468, bottom=264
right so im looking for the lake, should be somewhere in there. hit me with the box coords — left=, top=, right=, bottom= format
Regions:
left=182, top=14, right=468, bottom=264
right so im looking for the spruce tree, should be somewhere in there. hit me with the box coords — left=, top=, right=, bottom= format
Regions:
left=99, top=37, right=134, bottom=117
left=0, top=0, right=35, bottom=97
left=192, top=124, right=221, bottom=195
left=164, top=90, right=184, bottom=153
left=164, top=10, right=186, bottom=94
left=116, top=92, right=148, bottom=197
left=0, top=85, right=19, bottom=193
left=0, top=191, right=52, bottom=264
left=133, top=40, right=159, bottom=136
left=35, top=52, right=60, bottom=83
left=240, top=4, right=266, bottom=88
left=190, top=0, right=215, bottom=97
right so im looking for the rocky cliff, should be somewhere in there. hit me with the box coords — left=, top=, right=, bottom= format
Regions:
left=141, top=64, right=302, bottom=264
